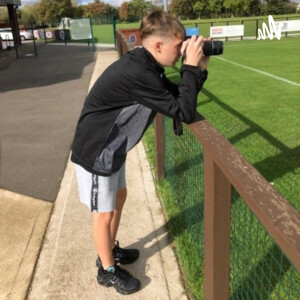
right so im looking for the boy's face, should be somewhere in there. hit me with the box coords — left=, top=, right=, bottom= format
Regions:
left=157, top=36, right=183, bottom=67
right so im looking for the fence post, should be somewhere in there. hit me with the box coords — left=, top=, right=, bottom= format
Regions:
left=204, top=150, right=231, bottom=300
left=226, top=21, right=229, bottom=41
left=256, top=19, right=259, bottom=39
left=154, top=113, right=165, bottom=180
left=241, top=20, right=244, bottom=41
left=112, top=16, right=116, bottom=48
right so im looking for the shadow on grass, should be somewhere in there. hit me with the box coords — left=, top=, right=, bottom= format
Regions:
left=200, top=88, right=288, bottom=151
left=199, top=88, right=300, bottom=183
left=231, top=243, right=293, bottom=299
left=168, top=67, right=299, bottom=184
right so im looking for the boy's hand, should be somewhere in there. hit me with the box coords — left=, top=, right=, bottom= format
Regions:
left=181, top=35, right=210, bottom=71
left=199, top=37, right=211, bottom=71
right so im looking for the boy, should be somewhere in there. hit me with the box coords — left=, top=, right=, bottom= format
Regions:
left=71, top=10, right=210, bottom=295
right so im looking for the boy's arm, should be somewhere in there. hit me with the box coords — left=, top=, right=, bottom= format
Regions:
left=131, top=65, right=207, bottom=124
left=163, top=76, right=180, bottom=97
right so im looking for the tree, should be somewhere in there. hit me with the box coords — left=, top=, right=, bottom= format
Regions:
left=0, top=7, right=9, bottom=24
left=83, top=1, right=117, bottom=24
left=193, top=0, right=209, bottom=18
left=83, top=0, right=107, bottom=18
left=18, top=5, right=38, bottom=26
left=106, top=4, right=119, bottom=20
left=119, top=2, right=130, bottom=21
left=36, top=0, right=74, bottom=25
left=247, top=0, right=262, bottom=16
left=223, top=0, right=241, bottom=16
left=127, top=0, right=154, bottom=21
left=207, top=0, right=224, bottom=17
left=73, top=5, right=85, bottom=19
left=170, top=0, right=197, bottom=19
left=265, top=0, right=288, bottom=14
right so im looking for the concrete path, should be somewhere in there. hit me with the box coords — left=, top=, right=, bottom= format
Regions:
left=0, top=46, right=187, bottom=300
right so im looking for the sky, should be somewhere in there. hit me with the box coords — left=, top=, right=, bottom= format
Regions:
left=21, top=0, right=124, bottom=7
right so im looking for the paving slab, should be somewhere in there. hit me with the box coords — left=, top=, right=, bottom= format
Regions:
left=0, top=190, right=52, bottom=300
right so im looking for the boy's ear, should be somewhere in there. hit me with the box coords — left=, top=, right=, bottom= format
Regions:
left=153, top=40, right=162, bottom=53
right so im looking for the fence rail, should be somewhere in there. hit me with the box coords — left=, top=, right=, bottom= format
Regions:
left=115, top=29, right=300, bottom=299
left=188, top=114, right=300, bottom=269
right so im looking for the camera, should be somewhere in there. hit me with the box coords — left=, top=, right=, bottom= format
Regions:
left=202, top=40, right=223, bottom=56
left=182, top=39, right=223, bottom=58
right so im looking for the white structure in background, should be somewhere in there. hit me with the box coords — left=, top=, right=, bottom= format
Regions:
left=58, top=18, right=71, bottom=29
left=70, top=19, right=92, bottom=40
left=151, top=0, right=171, bottom=6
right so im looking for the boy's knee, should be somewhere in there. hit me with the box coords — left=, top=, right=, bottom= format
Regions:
left=93, top=211, right=114, bottom=226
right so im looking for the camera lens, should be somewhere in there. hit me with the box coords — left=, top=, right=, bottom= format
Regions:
left=202, top=41, right=223, bottom=56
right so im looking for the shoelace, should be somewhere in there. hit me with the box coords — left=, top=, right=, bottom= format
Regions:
left=114, top=266, right=132, bottom=281
left=113, top=241, right=125, bottom=258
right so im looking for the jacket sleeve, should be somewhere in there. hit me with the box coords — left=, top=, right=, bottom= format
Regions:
left=130, top=64, right=208, bottom=124
left=163, top=76, right=180, bottom=97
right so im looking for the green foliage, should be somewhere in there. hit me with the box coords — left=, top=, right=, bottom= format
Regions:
left=37, top=0, right=74, bottom=25
left=18, top=5, right=38, bottom=26
left=170, top=0, right=297, bottom=18
left=129, top=0, right=148, bottom=20
left=13, top=0, right=299, bottom=28
left=193, top=0, right=209, bottom=19
left=83, top=0, right=107, bottom=18
left=119, top=2, right=129, bottom=21
left=72, top=5, right=85, bottom=19
left=127, top=0, right=155, bottom=22
left=170, top=0, right=198, bottom=19
left=0, top=7, right=9, bottom=24
left=265, top=0, right=289, bottom=15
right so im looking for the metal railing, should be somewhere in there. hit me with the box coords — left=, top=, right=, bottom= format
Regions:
left=115, top=29, right=300, bottom=299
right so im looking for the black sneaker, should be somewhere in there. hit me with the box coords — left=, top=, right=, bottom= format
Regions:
left=96, top=241, right=139, bottom=267
left=97, top=265, right=141, bottom=295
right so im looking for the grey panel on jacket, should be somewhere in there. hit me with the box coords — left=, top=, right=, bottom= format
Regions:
left=94, top=103, right=155, bottom=175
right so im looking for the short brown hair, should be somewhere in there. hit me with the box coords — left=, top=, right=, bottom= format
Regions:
left=139, top=10, right=185, bottom=41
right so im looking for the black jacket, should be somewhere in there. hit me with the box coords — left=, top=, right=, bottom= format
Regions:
left=71, top=47, right=207, bottom=176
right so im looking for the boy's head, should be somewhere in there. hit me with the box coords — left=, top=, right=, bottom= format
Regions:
left=139, top=10, right=185, bottom=67
left=140, top=10, right=186, bottom=41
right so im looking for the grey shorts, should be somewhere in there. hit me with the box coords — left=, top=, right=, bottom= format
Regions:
left=74, top=163, right=126, bottom=213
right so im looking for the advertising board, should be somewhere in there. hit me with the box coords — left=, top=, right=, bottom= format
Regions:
left=210, top=25, right=244, bottom=38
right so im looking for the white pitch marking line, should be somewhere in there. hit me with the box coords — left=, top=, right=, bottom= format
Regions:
left=216, top=56, right=300, bottom=87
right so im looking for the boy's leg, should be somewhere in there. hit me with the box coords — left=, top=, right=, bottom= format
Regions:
left=75, top=163, right=140, bottom=294
left=110, top=187, right=127, bottom=247
left=93, top=212, right=114, bottom=269
left=93, top=187, right=127, bottom=269
left=93, top=208, right=141, bottom=295
left=95, top=185, right=139, bottom=267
